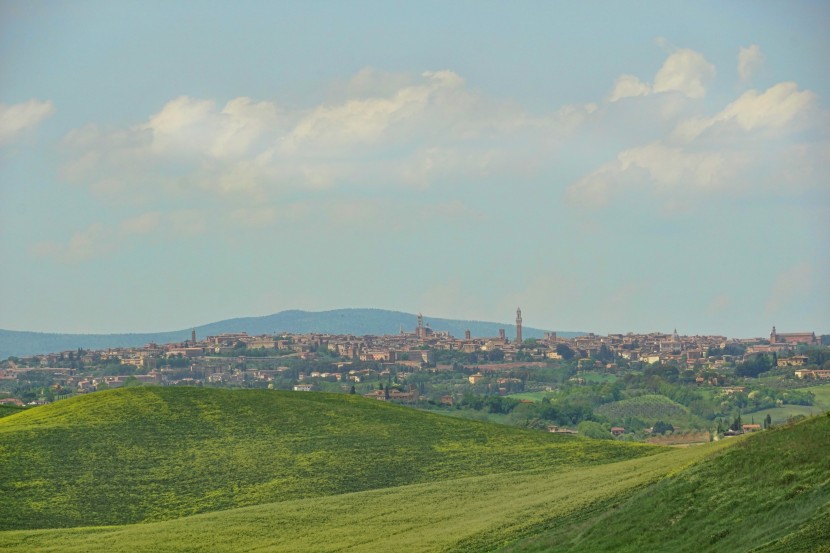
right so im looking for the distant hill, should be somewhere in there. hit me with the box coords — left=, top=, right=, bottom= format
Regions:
left=0, top=387, right=649, bottom=530
left=0, top=308, right=583, bottom=358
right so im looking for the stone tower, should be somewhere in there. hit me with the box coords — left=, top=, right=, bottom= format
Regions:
left=516, top=307, right=523, bottom=345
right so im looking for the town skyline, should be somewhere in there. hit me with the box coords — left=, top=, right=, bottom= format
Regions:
left=1, top=305, right=825, bottom=362
left=2, top=2, right=828, bottom=337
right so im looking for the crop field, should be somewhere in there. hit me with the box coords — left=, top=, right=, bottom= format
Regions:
left=0, top=444, right=725, bottom=553
left=0, top=387, right=657, bottom=530
left=594, top=394, right=692, bottom=424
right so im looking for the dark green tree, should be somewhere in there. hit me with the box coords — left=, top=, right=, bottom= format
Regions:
left=652, top=421, right=675, bottom=435
left=556, top=344, right=575, bottom=360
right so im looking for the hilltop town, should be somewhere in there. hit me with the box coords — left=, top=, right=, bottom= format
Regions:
left=2, top=310, right=827, bottom=427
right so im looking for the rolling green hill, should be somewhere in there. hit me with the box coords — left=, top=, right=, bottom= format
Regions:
left=0, top=386, right=654, bottom=530
left=503, top=414, right=830, bottom=553
left=3, top=388, right=826, bottom=552
left=0, top=444, right=727, bottom=553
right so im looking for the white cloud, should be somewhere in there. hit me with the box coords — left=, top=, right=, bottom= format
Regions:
left=60, top=69, right=582, bottom=203
left=653, top=49, right=715, bottom=99
left=607, top=47, right=715, bottom=103
left=281, top=70, right=473, bottom=154
left=607, top=74, right=651, bottom=102
left=672, top=82, right=816, bottom=142
left=575, top=67, right=824, bottom=210
left=567, top=141, right=737, bottom=208
left=0, top=99, right=55, bottom=144
left=738, top=44, right=764, bottom=83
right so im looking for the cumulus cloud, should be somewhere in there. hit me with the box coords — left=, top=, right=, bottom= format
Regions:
left=607, top=48, right=715, bottom=102
left=60, top=69, right=585, bottom=203
left=653, top=49, right=715, bottom=98
left=567, top=72, right=826, bottom=211
left=738, top=44, right=764, bottom=83
left=0, top=99, right=55, bottom=144
left=567, top=141, right=737, bottom=207
left=575, top=62, right=822, bottom=210
left=607, top=74, right=651, bottom=102
left=672, top=82, right=816, bottom=142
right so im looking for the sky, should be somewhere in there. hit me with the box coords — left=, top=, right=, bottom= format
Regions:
left=1, top=0, right=828, bottom=338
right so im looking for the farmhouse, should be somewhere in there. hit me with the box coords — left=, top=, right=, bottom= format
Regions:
left=468, top=373, right=485, bottom=384
left=777, top=355, right=809, bottom=367
left=547, top=425, right=578, bottom=434
left=794, top=369, right=830, bottom=380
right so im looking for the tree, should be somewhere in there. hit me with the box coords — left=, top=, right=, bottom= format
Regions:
left=735, top=354, right=772, bottom=378
left=764, top=413, right=772, bottom=429
left=487, top=349, right=505, bottom=362
left=556, top=344, right=575, bottom=360
left=349, top=385, right=356, bottom=394
left=578, top=420, right=613, bottom=440
left=652, top=421, right=674, bottom=435
left=596, top=344, right=614, bottom=363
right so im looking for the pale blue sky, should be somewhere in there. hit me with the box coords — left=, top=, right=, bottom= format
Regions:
left=1, top=1, right=828, bottom=337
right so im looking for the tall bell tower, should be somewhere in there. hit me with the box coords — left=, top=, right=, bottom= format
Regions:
left=516, top=307, right=523, bottom=345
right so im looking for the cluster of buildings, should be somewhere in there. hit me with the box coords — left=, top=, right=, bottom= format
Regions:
left=1, top=307, right=825, bottom=400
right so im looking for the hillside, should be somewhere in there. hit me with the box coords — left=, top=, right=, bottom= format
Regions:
left=0, top=386, right=652, bottom=530
left=2, top=393, right=827, bottom=552
left=503, top=414, right=830, bottom=553
left=0, top=308, right=581, bottom=358
left=0, top=445, right=723, bottom=553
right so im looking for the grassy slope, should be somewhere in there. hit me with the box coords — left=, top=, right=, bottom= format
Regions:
left=502, top=414, right=830, bottom=553
left=0, top=445, right=724, bottom=553
left=0, top=386, right=657, bottom=530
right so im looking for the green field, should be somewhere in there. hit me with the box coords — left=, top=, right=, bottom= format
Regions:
left=0, top=387, right=656, bottom=530
left=2, top=387, right=828, bottom=552
left=0, top=444, right=725, bottom=553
